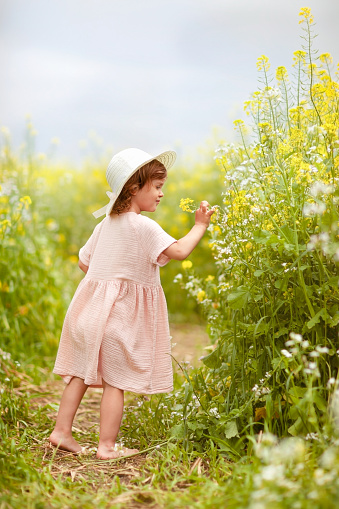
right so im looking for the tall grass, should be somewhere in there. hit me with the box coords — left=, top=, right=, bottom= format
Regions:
left=1, top=7, right=339, bottom=508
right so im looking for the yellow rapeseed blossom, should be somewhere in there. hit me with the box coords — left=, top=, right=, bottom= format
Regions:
left=179, top=198, right=195, bottom=213
left=205, top=275, right=215, bottom=282
left=0, top=281, right=9, bottom=292
left=182, top=260, right=193, bottom=270
left=292, top=50, right=307, bottom=67
left=20, top=196, right=32, bottom=209
left=256, top=55, right=270, bottom=72
left=233, top=119, right=247, bottom=134
left=197, top=290, right=206, bottom=302
left=319, top=53, right=333, bottom=65
left=0, top=219, right=11, bottom=230
left=46, top=219, right=58, bottom=231
left=57, top=233, right=66, bottom=243
left=276, top=66, right=289, bottom=82
left=299, top=7, right=314, bottom=24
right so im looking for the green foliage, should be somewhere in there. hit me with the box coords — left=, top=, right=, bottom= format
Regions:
left=175, top=8, right=339, bottom=445
left=1, top=7, right=339, bottom=508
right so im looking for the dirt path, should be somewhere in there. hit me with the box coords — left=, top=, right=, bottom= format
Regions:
left=29, top=323, right=210, bottom=499
left=169, top=322, right=210, bottom=365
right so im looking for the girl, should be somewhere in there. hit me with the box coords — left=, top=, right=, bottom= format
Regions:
left=50, top=147, right=214, bottom=459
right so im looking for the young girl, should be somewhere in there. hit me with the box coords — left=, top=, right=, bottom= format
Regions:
left=50, top=147, right=214, bottom=459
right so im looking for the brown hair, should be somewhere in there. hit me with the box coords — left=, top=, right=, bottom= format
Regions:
left=112, top=159, right=167, bottom=215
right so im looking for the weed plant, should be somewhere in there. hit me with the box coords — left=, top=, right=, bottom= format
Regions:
left=175, top=7, right=339, bottom=451
left=1, top=7, right=339, bottom=508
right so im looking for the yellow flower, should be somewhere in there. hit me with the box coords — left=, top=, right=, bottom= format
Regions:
left=179, top=198, right=195, bottom=213
left=46, top=219, right=58, bottom=231
left=0, top=281, right=9, bottom=292
left=57, top=233, right=66, bottom=243
left=0, top=219, right=11, bottom=229
left=319, top=53, right=333, bottom=65
left=69, top=255, right=79, bottom=264
left=182, top=260, right=193, bottom=270
left=292, top=50, right=307, bottom=67
left=197, top=290, right=206, bottom=302
left=233, top=119, right=247, bottom=134
left=205, top=275, right=215, bottom=282
left=256, top=55, right=270, bottom=72
left=20, top=195, right=32, bottom=209
left=276, top=66, right=288, bottom=82
left=299, top=7, right=314, bottom=24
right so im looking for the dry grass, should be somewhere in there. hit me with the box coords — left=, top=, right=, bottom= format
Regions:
left=16, top=323, right=210, bottom=507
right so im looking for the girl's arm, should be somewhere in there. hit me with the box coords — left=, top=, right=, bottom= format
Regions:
left=162, top=201, right=214, bottom=261
left=78, top=260, right=89, bottom=273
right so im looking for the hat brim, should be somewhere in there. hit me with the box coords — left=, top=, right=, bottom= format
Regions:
left=106, top=150, right=176, bottom=214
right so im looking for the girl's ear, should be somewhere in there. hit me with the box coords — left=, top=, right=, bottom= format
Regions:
left=130, top=185, right=139, bottom=196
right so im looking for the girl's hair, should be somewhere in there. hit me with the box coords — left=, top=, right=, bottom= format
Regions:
left=112, top=159, right=167, bottom=215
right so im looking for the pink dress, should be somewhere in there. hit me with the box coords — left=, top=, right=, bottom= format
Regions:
left=53, top=212, right=176, bottom=394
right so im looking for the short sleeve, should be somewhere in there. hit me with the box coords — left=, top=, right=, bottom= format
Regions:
left=78, top=221, right=104, bottom=266
left=137, top=216, right=177, bottom=267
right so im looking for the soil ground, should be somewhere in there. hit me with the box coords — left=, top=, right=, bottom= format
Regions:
left=28, top=323, right=210, bottom=504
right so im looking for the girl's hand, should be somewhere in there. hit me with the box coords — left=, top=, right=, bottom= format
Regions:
left=162, top=201, right=215, bottom=260
left=195, top=201, right=215, bottom=228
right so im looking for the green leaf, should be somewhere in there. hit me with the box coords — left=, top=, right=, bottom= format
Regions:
left=289, top=386, right=307, bottom=400
left=201, top=348, right=222, bottom=369
left=313, top=392, right=327, bottom=412
left=253, top=230, right=271, bottom=245
left=329, top=311, right=339, bottom=327
left=274, top=279, right=286, bottom=290
left=254, top=270, right=264, bottom=277
left=288, top=417, right=306, bottom=436
left=170, top=423, right=186, bottom=439
left=280, top=224, right=296, bottom=244
left=306, top=309, right=330, bottom=329
left=203, top=434, right=241, bottom=459
left=274, top=327, right=289, bottom=338
left=266, top=234, right=283, bottom=246
left=187, top=421, right=198, bottom=431
left=227, top=287, right=250, bottom=309
left=224, top=420, right=239, bottom=439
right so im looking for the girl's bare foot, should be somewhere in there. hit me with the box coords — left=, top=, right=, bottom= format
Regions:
left=49, top=430, right=83, bottom=454
left=96, top=444, right=139, bottom=460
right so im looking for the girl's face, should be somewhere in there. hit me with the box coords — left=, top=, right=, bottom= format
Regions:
left=129, top=179, right=166, bottom=213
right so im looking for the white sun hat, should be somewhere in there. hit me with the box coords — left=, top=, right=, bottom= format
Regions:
left=92, top=148, right=176, bottom=218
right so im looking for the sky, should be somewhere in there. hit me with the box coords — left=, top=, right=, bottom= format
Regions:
left=1, top=0, right=338, bottom=163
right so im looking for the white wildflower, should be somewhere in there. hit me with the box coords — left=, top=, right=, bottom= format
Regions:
left=310, top=181, right=334, bottom=197
left=281, top=349, right=292, bottom=358
left=327, top=377, right=336, bottom=388
left=309, top=351, right=320, bottom=358
left=210, top=407, right=220, bottom=418
left=303, top=202, right=326, bottom=217
left=290, top=332, right=303, bottom=343
left=316, top=346, right=329, bottom=354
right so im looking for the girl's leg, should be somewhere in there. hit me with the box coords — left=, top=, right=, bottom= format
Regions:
left=96, top=380, right=139, bottom=459
left=49, top=376, right=88, bottom=453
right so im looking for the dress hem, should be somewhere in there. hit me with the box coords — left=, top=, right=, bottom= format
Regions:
left=53, top=371, right=173, bottom=394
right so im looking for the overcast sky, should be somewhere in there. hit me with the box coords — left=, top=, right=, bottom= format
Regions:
left=1, top=0, right=338, bottom=163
